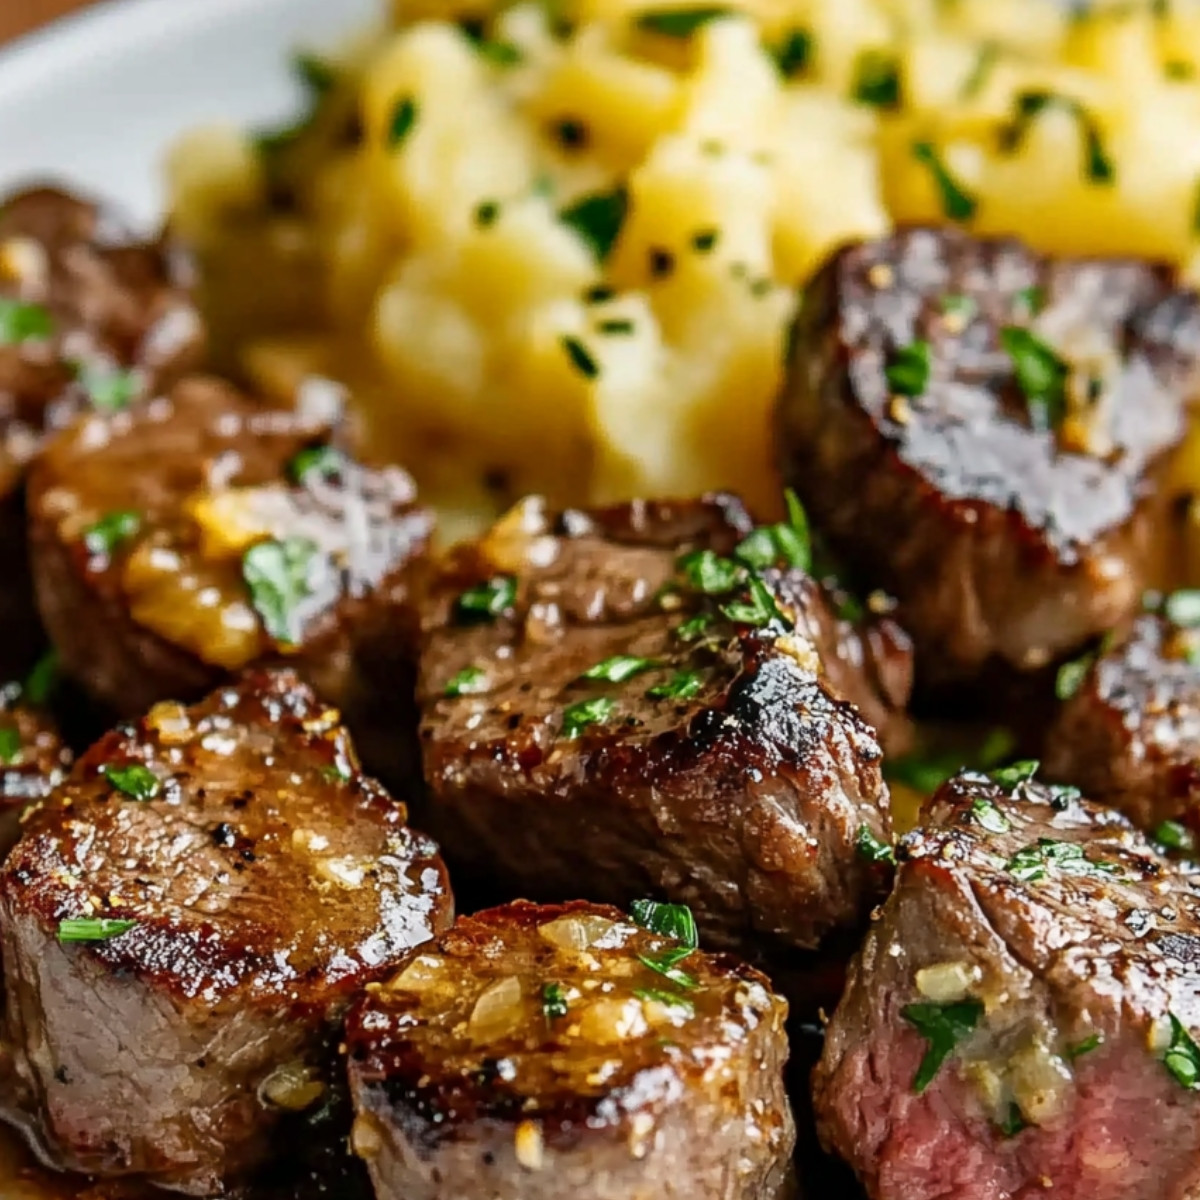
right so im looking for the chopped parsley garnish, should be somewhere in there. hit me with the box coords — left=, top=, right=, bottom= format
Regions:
left=970, top=797, right=1011, bottom=834
left=735, top=489, right=812, bottom=572
left=1055, top=653, right=1093, bottom=700
left=675, top=613, right=714, bottom=642
left=83, top=510, right=141, bottom=558
left=80, top=366, right=139, bottom=412
left=1164, top=1013, right=1200, bottom=1089
left=561, top=335, right=599, bottom=379
left=1066, top=1033, right=1102, bottom=1060
left=647, top=669, right=703, bottom=701
left=912, top=141, right=977, bottom=222
left=637, top=945, right=697, bottom=989
left=102, top=763, right=160, bottom=802
left=630, top=899, right=699, bottom=948
left=57, top=918, right=137, bottom=944
left=1001, top=90, right=1114, bottom=185
left=1156, top=820, right=1195, bottom=853
left=886, top=728, right=1014, bottom=795
left=459, top=22, right=523, bottom=66
left=990, top=759, right=1040, bottom=789
left=720, top=575, right=786, bottom=628
left=455, top=576, right=517, bottom=624
left=853, top=49, right=900, bottom=108
left=885, top=340, right=931, bottom=397
left=1005, top=838, right=1118, bottom=883
left=678, top=549, right=743, bottom=594
left=475, top=200, right=500, bottom=227
left=634, top=986, right=694, bottom=1015
left=997, top=1103, right=1027, bottom=1138
left=635, top=6, right=730, bottom=37
left=444, top=666, right=488, bottom=698
left=1047, top=783, right=1081, bottom=809
left=242, top=536, right=318, bottom=646
left=961, top=41, right=999, bottom=99
left=769, top=27, right=811, bottom=78
left=289, top=444, right=342, bottom=483
left=901, top=999, right=983, bottom=1094
left=0, top=726, right=21, bottom=766
left=598, top=319, right=634, bottom=335
left=1001, top=327, right=1068, bottom=431
left=387, top=96, right=419, bottom=147
left=322, top=761, right=351, bottom=783
left=561, top=695, right=616, bottom=739
left=941, top=294, right=977, bottom=323
left=22, top=651, right=58, bottom=707
left=1016, top=285, right=1045, bottom=317
left=0, top=298, right=53, bottom=344
left=542, top=981, right=569, bottom=1020
left=559, top=187, right=628, bottom=262
left=691, top=228, right=719, bottom=253
left=582, top=655, right=658, bottom=683
left=1166, top=589, right=1200, bottom=629
left=856, top=824, right=895, bottom=865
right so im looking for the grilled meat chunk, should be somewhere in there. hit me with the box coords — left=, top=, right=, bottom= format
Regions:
left=346, top=900, right=795, bottom=1200
left=814, top=767, right=1200, bottom=1200
left=778, top=226, right=1200, bottom=692
left=0, top=669, right=452, bottom=1195
left=28, top=375, right=433, bottom=717
left=1044, top=608, right=1200, bottom=843
left=0, top=677, right=70, bottom=858
left=416, top=494, right=904, bottom=956
left=0, top=186, right=205, bottom=679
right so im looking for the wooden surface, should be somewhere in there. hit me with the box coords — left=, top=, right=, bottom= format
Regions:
left=0, top=0, right=94, bottom=45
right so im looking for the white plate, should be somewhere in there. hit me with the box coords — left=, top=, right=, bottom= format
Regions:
left=0, top=0, right=381, bottom=226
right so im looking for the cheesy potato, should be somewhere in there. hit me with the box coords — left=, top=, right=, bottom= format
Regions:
left=168, top=0, right=1200, bottom=535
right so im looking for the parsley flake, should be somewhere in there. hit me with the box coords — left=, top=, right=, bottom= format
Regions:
left=721, top=575, right=786, bottom=629
left=912, top=141, right=977, bottom=222
left=57, top=918, right=137, bottom=944
left=678, top=549, right=743, bottom=594
left=1165, top=1013, right=1200, bottom=1089
left=1005, top=838, right=1118, bottom=883
left=675, top=613, right=714, bottom=642
left=559, top=187, right=628, bottom=262
left=998, top=1103, right=1028, bottom=1138
left=769, top=28, right=811, bottom=78
left=561, top=695, right=616, bottom=739
left=79, top=366, right=139, bottom=412
left=444, top=666, right=488, bottom=698
left=1001, top=91, right=1114, bottom=185
left=1066, top=1033, right=1102, bottom=1060
left=102, top=763, right=160, bottom=802
left=634, top=987, right=694, bottom=1015
left=1001, top=326, right=1068, bottom=431
left=1156, top=820, right=1195, bottom=853
left=901, top=999, right=983, bottom=1094
left=561, top=335, right=599, bottom=380
left=0, top=298, right=53, bottom=344
left=856, top=824, right=895, bottom=864
left=83, top=510, right=141, bottom=558
left=582, top=655, right=658, bottom=684
left=637, top=945, right=697, bottom=989
left=970, top=797, right=1011, bottom=834
left=242, top=537, right=318, bottom=646
left=990, top=759, right=1040, bottom=789
left=387, top=96, right=419, bottom=147
left=647, top=669, right=703, bottom=701
left=455, top=576, right=517, bottom=624
left=22, top=651, right=58, bottom=706
left=542, top=981, right=569, bottom=1020
left=635, top=6, right=730, bottom=37
left=1055, top=653, right=1093, bottom=701
left=630, top=899, right=698, bottom=948
left=885, top=340, right=931, bottom=397
left=735, top=489, right=811, bottom=572
left=289, top=444, right=341, bottom=483
left=0, top=726, right=21, bottom=766
left=853, top=50, right=900, bottom=107
left=941, top=294, right=977, bottom=324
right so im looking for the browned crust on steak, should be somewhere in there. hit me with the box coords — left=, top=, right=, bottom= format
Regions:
left=1044, top=612, right=1200, bottom=839
left=346, top=900, right=795, bottom=1200
left=815, top=770, right=1200, bottom=1200
left=778, top=226, right=1200, bottom=691
left=0, top=669, right=452, bottom=1192
left=416, top=495, right=900, bottom=956
left=27, top=375, right=433, bottom=716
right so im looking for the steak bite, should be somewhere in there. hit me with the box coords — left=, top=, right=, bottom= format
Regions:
left=0, top=186, right=205, bottom=679
left=0, top=675, right=71, bottom=858
left=346, top=899, right=796, bottom=1200
left=1044, top=603, right=1200, bottom=844
left=28, top=374, right=433, bottom=717
left=416, top=494, right=906, bottom=957
left=778, top=226, right=1200, bottom=692
left=0, top=669, right=452, bottom=1195
left=814, top=765, right=1200, bottom=1200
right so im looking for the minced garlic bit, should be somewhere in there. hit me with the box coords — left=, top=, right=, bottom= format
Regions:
left=915, top=961, right=982, bottom=1004
left=514, top=1120, right=545, bottom=1172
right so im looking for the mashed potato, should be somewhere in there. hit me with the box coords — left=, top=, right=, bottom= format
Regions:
left=168, top=0, right=1200, bottom=537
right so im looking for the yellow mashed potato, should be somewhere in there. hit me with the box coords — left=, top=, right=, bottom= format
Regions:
left=168, top=0, right=1200, bottom=538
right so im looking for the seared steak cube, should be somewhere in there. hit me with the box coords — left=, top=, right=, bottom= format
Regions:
left=814, top=765, right=1200, bottom=1200
left=416, top=494, right=905, bottom=956
left=0, top=670, right=71, bottom=858
left=0, top=669, right=452, bottom=1194
left=346, top=899, right=795, bottom=1200
left=28, top=375, right=433, bottom=717
left=0, top=186, right=205, bottom=679
left=778, top=226, right=1200, bottom=691
left=1045, top=605, right=1200, bottom=843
